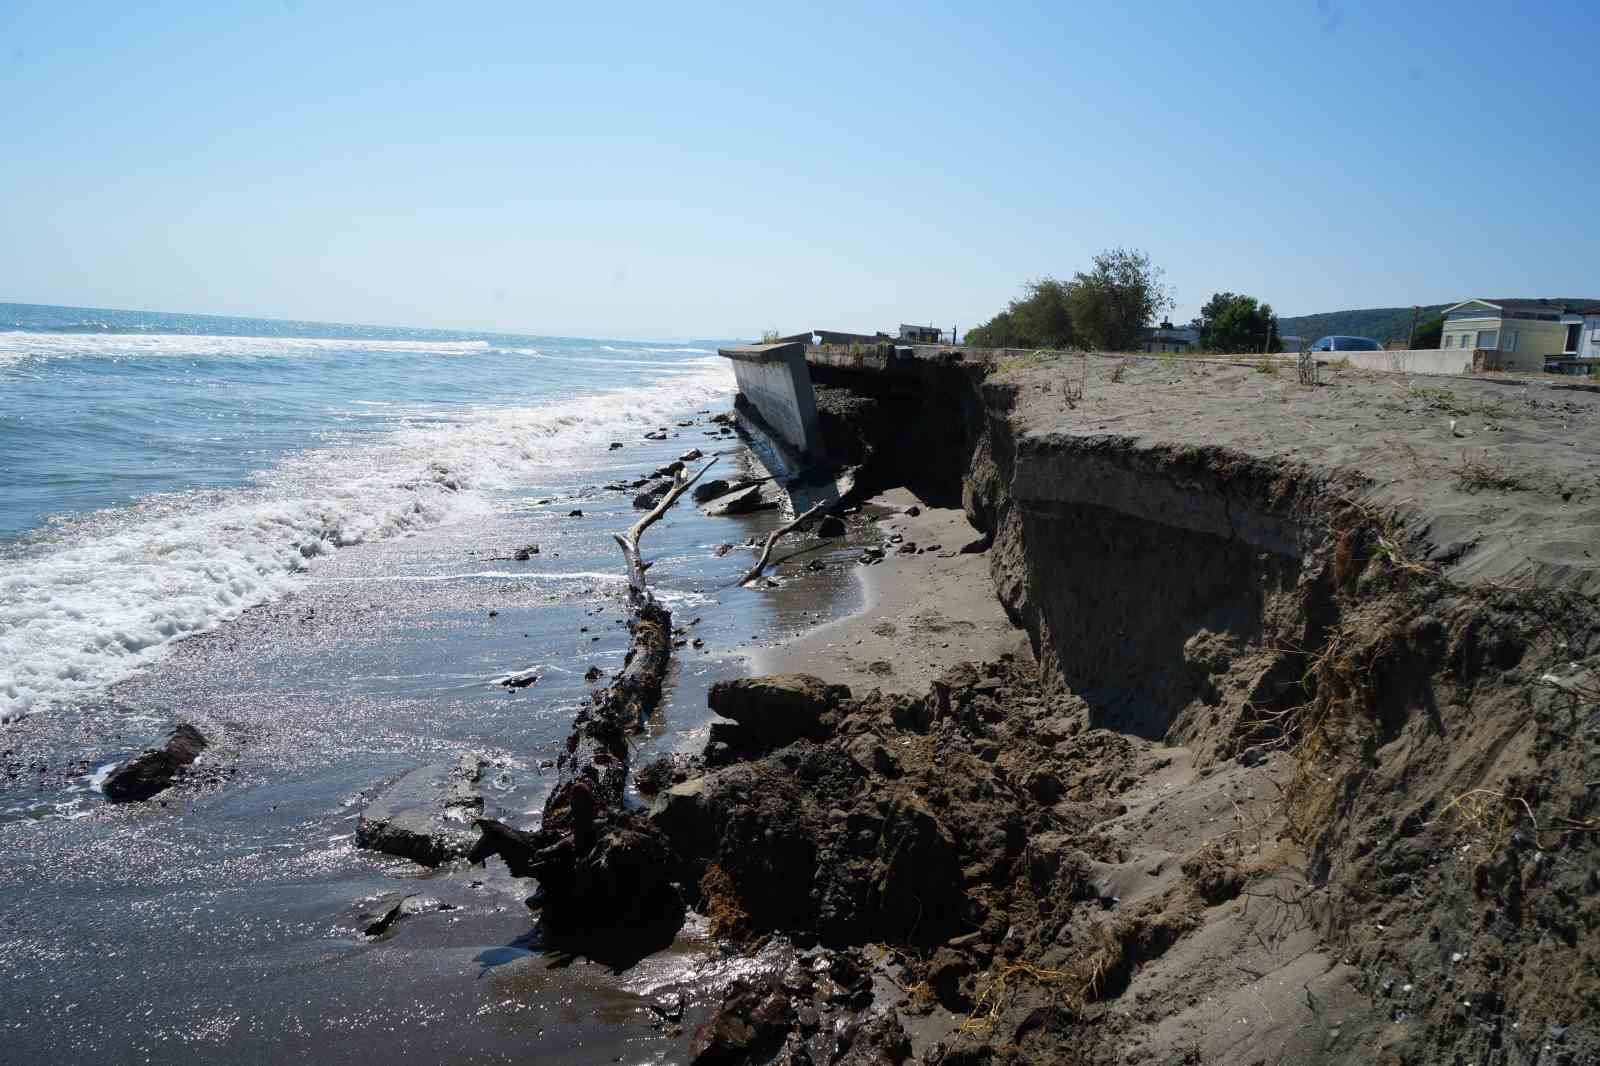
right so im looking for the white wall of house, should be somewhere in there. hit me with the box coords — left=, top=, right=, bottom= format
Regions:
left=1440, top=315, right=1500, bottom=352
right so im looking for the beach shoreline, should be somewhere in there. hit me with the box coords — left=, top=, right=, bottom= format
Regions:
left=7, top=349, right=1600, bottom=1065
left=628, top=355, right=1600, bottom=1066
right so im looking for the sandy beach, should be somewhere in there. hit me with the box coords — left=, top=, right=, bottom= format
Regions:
left=756, top=487, right=1027, bottom=695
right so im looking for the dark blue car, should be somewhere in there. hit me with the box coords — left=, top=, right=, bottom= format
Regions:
left=1310, top=335, right=1383, bottom=352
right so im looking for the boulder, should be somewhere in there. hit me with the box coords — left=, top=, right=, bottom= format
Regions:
left=925, top=947, right=975, bottom=1010
left=633, top=479, right=673, bottom=508
left=513, top=543, right=539, bottom=560
left=678, top=448, right=703, bottom=462
left=649, top=774, right=724, bottom=856
left=102, top=723, right=208, bottom=802
left=691, top=478, right=731, bottom=504
left=690, top=979, right=793, bottom=1065
left=707, top=675, right=851, bottom=749
left=356, top=754, right=485, bottom=866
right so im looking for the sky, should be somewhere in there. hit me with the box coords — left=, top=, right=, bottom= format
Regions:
left=1, top=1, right=1597, bottom=341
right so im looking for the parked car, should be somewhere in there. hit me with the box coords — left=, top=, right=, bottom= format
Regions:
left=1309, top=335, right=1383, bottom=352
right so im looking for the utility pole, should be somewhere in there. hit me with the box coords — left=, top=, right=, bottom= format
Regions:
left=1406, top=305, right=1420, bottom=350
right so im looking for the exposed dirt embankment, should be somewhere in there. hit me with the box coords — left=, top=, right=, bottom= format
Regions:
left=655, top=355, right=1600, bottom=1065
left=960, top=358, right=1600, bottom=1063
left=808, top=352, right=989, bottom=508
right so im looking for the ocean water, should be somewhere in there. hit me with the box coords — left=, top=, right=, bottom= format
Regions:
left=0, top=302, right=735, bottom=723
left=0, top=303, right=876, bottom=1063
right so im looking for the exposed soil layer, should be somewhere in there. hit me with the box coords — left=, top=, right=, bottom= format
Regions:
left=655, top=355, right=1600, bottom=1065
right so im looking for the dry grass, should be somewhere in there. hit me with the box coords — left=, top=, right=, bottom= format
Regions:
left=1329, top=495, right=1437, bottom=580
left=1428, top=788, right=1535, bottom=857
left=901, top=979, right=938, bottom=1010
left=1297, top=349, right=1318, bottom=387
left=955, top=901, right=1198, bottom=1042
left=1425, top=786, right=1599, bottom=878
left=1396, top=440, right=1430, bottom=478
left=1268, top=498, right=1442, bottom=844
left=1110, top=359, right=1132, bottom=383
left=996, top=350, right=1052, bottom=375
left=1406, top=384, right=1506, bottom=420
left=699, top=863, right=751, bottom=940
left=1455, top=451, right=1524, bottom=494
left=957, top=960, right=1073, bottom=1038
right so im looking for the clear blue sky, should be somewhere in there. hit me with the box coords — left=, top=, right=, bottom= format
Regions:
left=2, top=1, right=1596, bottom=339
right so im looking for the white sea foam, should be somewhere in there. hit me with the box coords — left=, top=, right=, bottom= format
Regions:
left=314, top=570, right=628, bottom=584
left=0, top=357, right=733, bottom=722
left=0, top=330, right=492, bottom=365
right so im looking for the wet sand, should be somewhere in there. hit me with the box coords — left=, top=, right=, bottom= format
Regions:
left=756, top=487, right=1028, bottom=694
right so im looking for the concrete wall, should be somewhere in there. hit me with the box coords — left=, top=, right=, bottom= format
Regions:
left=1582, top=316, right=1600, bottom=360
left=718, top=342, right=824, bottom=459
left=1333, top=348, right=1476, bottom=375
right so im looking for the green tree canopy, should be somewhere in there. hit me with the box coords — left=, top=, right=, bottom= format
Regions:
left=1010, top=277, right=1076, bottom=349
left=964, top=248, right=1170, bottom=351
left=1065, top=248, right=1173, bottom=351
left=1411, top=315, right=1443, bottom=349
left=964, top=277, right=1075, bottom=349
left=1198, top=292, right=1280, bottom=353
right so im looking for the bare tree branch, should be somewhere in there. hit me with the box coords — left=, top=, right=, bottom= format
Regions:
left=739, top=500, right=829, bottom=586
left=612, top=457, right=719, bottom=606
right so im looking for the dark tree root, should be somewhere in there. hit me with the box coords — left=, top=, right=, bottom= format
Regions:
left=470, top=460, right=717, bottom=939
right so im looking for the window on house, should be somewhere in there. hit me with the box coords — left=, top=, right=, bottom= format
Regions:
left=1505, top=330, right=1518, bottom=352
left=1565, top=324, right=1581, bottom=354
left=1444, top=334, right=1455, bottom=348
left=1478, top=330, right=1498, bottom=349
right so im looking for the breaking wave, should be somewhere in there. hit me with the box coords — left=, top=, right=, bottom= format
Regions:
left=0, top=358, right=733, bottom=723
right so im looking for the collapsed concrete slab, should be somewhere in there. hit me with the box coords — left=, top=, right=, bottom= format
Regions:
left=717, top=343, right=824, bottom=460
left=356, top=754, right=485, bottom=866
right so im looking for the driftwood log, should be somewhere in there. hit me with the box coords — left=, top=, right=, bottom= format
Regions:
left=470, top=459, right=717, bottom=934
left=738, top=500, right=829, bottom=586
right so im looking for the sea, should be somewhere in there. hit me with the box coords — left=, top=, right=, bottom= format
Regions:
left=0, top=302, right=742, bottom=725
left=0, top=302, right=865, bottom=1063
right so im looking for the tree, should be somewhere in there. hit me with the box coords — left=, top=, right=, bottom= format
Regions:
left=1411, top=315, right=1443, bottom=349
left=1198, top=292, right=1280, bottom=354
left=965, top=248, right=1171, bottom=351
left=1064, top=248, right=1173, bottom=351
left=963, top=309, right=1015, bottom=348
left=965, top=277, right=1075, bottom=349
left=1008, top=277, right=1076, bottom=349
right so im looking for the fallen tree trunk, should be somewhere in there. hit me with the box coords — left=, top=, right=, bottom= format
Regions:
left=471, top=458, right=717, bottom=935
left=738, top=500, right=829, bottom=586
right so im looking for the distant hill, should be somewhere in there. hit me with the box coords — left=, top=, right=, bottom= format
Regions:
left=1279, top=299, right=1600, bottom=345
left=1276, top=305, right=1449, bottom=345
